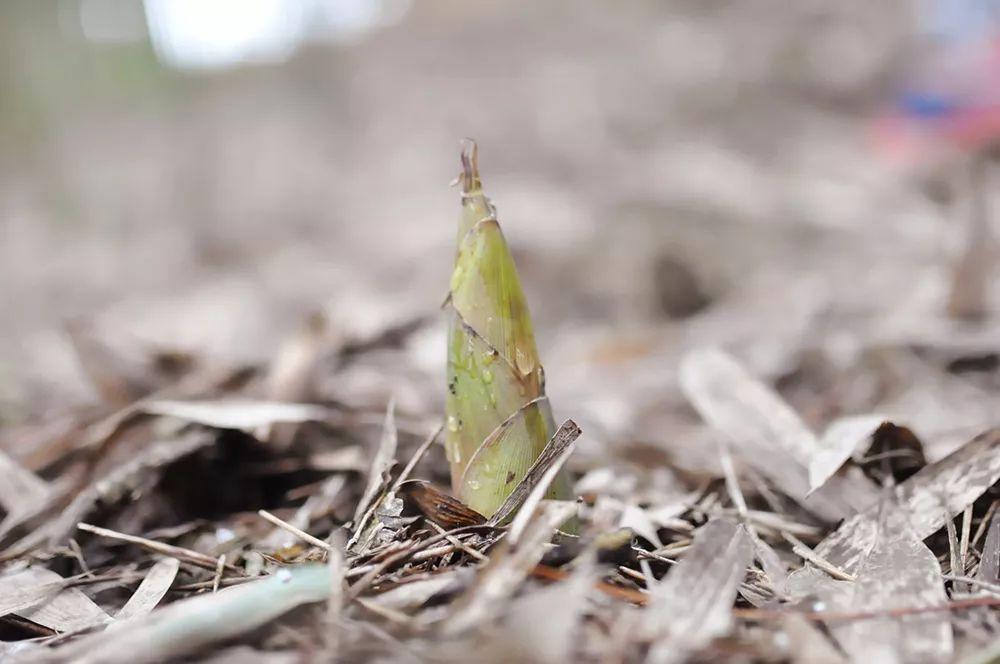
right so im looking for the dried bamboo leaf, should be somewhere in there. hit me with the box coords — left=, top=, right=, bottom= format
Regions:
left=815, top=428, right=1000, bottom=574
left=2, top=567, right=111, bottom=633
left=0, top=572, right=72, bottom=618
left=679, top=348, right=879, bottom=520
left=976, top=509, right=1000, bottom=586
left=114, top=558, right=180, bottom=620
left=500, top=552, right=597, bottom=664
left=443, top=500, right=577, bottom=636
left=347, top=400, right=398, bottom=551
left=748, top=526, right=788, bottom=595
left=793, top=518, right=956, bottom=663
left=256, top=312, right=330, bottom=449
left=370, top=569, right=473, bottom=613
left=142, top=400, right=329, bottom=430
left=618, top=503, right=664, bottom=550
left=324, top=544, right=344, bottom=653
left=781, top=614, right=847, bottom=664
left=834, top=525, right=953, bottom=664
left=808, top=415, right=886, bottom=494
left=0, top=448, right=51, bottom=537
left=37, top=565, right=332, bottom=664
left=397, top=480, right=486, bottom=529
left=352, top=400, right=398, bottom=526
left=643, top=519, right=753, bottom=663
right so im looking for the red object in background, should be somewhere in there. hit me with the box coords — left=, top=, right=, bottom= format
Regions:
left=872, top=34, right=1000, bottom=165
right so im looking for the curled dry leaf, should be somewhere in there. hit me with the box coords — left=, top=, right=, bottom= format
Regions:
left=397, top=480, right=486, bottom=529
left=114, top=557, right=180, bottom=620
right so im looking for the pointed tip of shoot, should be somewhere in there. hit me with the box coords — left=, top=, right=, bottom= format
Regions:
left=459, top=138, right=481, bottom=195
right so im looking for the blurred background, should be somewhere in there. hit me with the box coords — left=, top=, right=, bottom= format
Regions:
left=2, top=0, right=998, bottom=460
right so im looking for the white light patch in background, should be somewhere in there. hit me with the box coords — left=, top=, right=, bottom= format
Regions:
left=143, top=0, right=306, bottom=70
left=141, top=0, right=412, bottom=71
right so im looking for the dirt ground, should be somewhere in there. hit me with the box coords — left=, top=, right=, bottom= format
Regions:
left=3, top=1, right=1000, bottom=662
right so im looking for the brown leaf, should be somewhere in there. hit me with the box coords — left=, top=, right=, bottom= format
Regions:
left=397, top=480, right=486, bottom=529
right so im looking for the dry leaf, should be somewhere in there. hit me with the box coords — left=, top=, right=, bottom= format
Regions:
left=815, top=428, right=1000, bottom=574
left=114, top=557, right=180, bottom=620
left=2, top=567, right=111, bottom=632
left=397, top=480, right=486, bottom=529
left=808, top=415, right=886, bottom=494
left=834, top=524, right=953, bottom=663
left=976, top=509, right=1000, bottom=587
left=643, top=518, right=753, bottom=663
left=0, top=449, right=51, bottom=538
left=443, top=500, right=577, bottom=636
left=143, top=400, right=329, bottom=430
left=347, top=400, right=399, bottom=552
left=679, top=348, right=879, bottom=520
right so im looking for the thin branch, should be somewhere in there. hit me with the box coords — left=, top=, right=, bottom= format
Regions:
left=258, top=509, right=333, bottom=552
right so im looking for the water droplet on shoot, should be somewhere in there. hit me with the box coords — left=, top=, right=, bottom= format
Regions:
left=447, top=415, right=460, bottom=432
left=466, top=479, right=481, bottom=491
left=445, top=438, right=462, bottom=464
left=481, top=368, right=493, bottom=384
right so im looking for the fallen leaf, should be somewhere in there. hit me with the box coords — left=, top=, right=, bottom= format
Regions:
left=643, top=518, right=753, bottom=663
left=143, top=400, right=329, bottom=430
left=679, top=348, right=879, bottom=520
left=1, top=567, right=111, bottom=632
left=815, top=428, right=1000, bottom=574
left=115, top=558, right=180, bottom=620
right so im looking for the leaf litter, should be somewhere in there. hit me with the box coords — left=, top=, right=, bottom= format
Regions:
left=4, top=156, right=1000, bottom=664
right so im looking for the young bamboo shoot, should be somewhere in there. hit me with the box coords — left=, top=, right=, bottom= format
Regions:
left=445, top=140, right=573, bottom=519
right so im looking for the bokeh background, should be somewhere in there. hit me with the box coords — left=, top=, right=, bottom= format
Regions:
left=2, top=0, right=997, bottom=461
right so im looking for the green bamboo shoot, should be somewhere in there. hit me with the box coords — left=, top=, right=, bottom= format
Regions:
left=445, top=140, right=572, bottom=518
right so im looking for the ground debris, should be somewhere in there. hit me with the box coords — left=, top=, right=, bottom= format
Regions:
left=3, top=268, right=1000, bottom=664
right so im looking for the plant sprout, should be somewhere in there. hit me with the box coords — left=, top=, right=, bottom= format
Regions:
left=444, top=140, right=572, bottom=518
